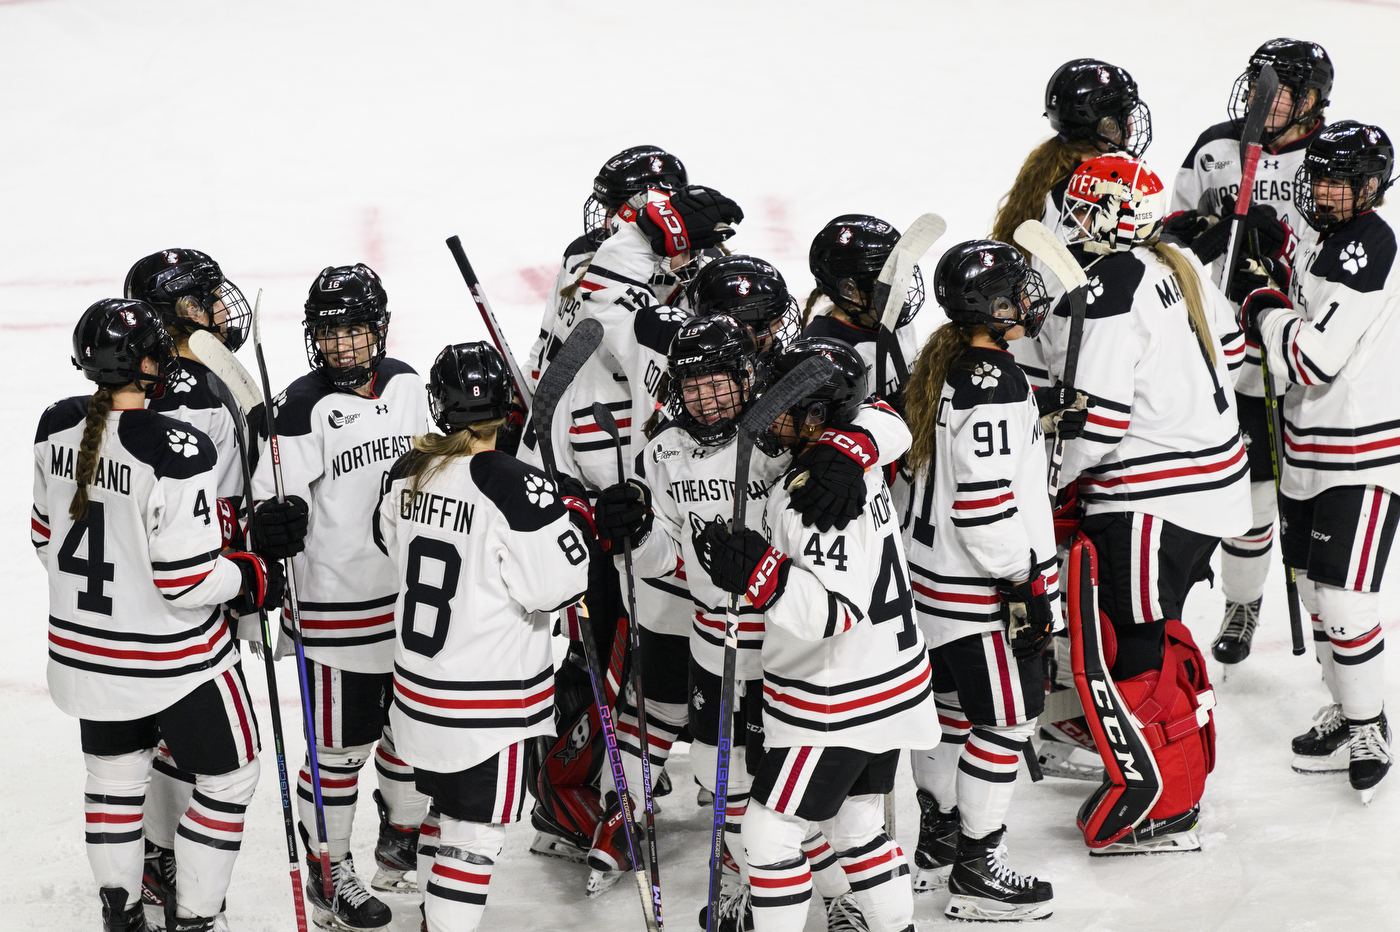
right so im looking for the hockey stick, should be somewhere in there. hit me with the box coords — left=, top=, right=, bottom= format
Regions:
left=533, top=321, right=660, bottom=931
left=1257, top=333, right=1306, bottom=655
left=201, top=349, right=310, bottom=932
left=1013, top=219, right=1090, bottom=494
left=189, top=330, right=263, bottom=415
left=705, top=355, right=834, bottom=932
left=249, top=293, right=336, bottom=900
left=446, top=235, right=534, bottom=413
left=1218, top=63, right=1280, bottom=297
left=873, top=213, right=946, bottom=397
left=592, top=401, right=664, bottom=930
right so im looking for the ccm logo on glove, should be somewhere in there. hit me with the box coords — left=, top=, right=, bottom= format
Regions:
left=747, top=547, right=789, bottom=609
left=646, top=200, right=690, bottom=256
left=816, top=428, right=874, bottom=468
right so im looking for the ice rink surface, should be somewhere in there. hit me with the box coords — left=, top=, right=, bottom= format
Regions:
left=4, top=1, right=1400, bottom=929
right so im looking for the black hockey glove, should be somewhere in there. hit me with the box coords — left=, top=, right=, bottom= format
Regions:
left=997, top=555, right=1054, bottom=661
left=695, top=518, right=791, bottom=610
left=225, top=551, right=287, bottom=615
left=1161, top=209, right=1216, bottom=249
left=787, top=425, right=877, bottom=532
left=216, top=496, right=245, bottom=551
left=636, top=185, right=743, bottom=257
left=251, top=495, right=309, bottom=559
left=594, top=480, right=653, bottom=549
left=1239, top=287, right=1291, bottom=344
left=1034, top=384, right=1089, bottom=441
left=1228, top=204, right=1296, bottom=302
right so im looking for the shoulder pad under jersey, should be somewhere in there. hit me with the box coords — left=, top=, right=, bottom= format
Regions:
left=1311, top=212, right=1397, bottom=295
left=470, top=450, right=569, bottom=532
left=1054, top=252, right=1145, bottom=320
left=1181, top=121, right=1240, bottom=171
left=117, top=410, right=218, bottom=480
left=946, top=348, right=1030, bottom=410
left=36, top=396, right=90, bottom=444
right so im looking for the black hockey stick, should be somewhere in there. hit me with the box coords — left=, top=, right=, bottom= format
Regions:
left=250, top=298, right=336, bottom=900
left=1257, top=333, right=1305, bottom=655
left=533, top=321, right=660, bottom=931
left=1218, top=63, right=1280, bottom=298
left=199, top=337, right=311, bottom=932
left=705, top=355, right=834, bottom=932
left=446, top=235, right=534, bottom=413
left=592, top=401, right=664, bottom=929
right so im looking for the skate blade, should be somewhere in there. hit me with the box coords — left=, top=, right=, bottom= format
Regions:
left=912, top=864, right=953, bottom=894
left=1359, top=784, right=1382, bottom=806
left=1291, top=754, right=1349, bottom=774
left=1089, top=829, right=1201, bottom=857
left=585, top=868, right=624, bottom=897
left=370, top=866, right=418, bottom=894
left=1037, top=747, right=1104, bottom=783
left=945, top=894, right=1053, bottom=922
left=310, top=905, right=372, bottom=932
left=529, top=832, right=590, bottom=864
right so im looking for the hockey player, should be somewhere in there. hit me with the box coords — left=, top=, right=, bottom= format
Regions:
left=690, top=253, right=802, bottom=360
left=900, top=241, right=1057, bottom=920
left=1052, top=155, right=1248, bottom=853
left=250, top=264, right=431, bottom=929
left=1248, top=121, right=1397, bottom=800
left=124, top=248, right=255, bottom=928
left=1165, top=39, right=1334, bottom=665
left=526, top=144, right=687, bottom=391
left=693, top=337, right=940, bottom=932
left=374, top=342, right=591, bottom=932
left=36, top=298, right=281, bottom=932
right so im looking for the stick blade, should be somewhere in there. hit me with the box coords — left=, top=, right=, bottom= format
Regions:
left=189, top=330, right=263, bottom=415
left=534, top=318, right=603, bottom=435
left=590, top=401, right=620, bottom=442
left=742, top=355, right=834, bottom=435
left=1013, top=220, right=1088, bottom=291
left=1240, top=63, right=1280, bottom=156
left=876, top=213, right=947, bottom=332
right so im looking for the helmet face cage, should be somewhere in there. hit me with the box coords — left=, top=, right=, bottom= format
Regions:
left=303, top=312, right=389, bottom=392
left=1061, top=157, right=1167, bottom=254
left=72, top=299, right=181, bottom=395
left=1226, top=41, right=1333, bottom=141
left=1046, top=61, right=1152, bottom=158
left=666, top=316, right=758, bottom=446
left=809, top=215, right=924, bottom=327
left=1294, top=122, right=1395, bottom=233
left=582, top=146, right=687, bottom=245
left=125, top=250, right=252, bottom=352
left=756, top=340, right=867, bottom=455
left=428, top=342, right=513, bottom=434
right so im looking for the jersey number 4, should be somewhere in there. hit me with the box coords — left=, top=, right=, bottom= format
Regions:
left=870, top=536, right=918, bottom=650
left=58, top=502, right=115, bottom=615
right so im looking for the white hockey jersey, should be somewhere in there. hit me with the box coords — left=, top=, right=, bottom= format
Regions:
left=1171, top=121, right=1321, bottom=396
left=801, top=296, right=921, bottom=400
left=1261, top=210, right=1400, bottom=500
left=758, top=468, right=940, bottom=753
left=1049, top=244, right=1252, bottom=539
left=527, top=234, right=596, bottom=393
left=34, top=400, right=243, bottom=720
left=149, top=357, right=245, bottom=508
left=376, top=450, right=589, bottom=773
left=252, top=360, right=430, bottom=674
left=902, top=346, right=1060, bottom=649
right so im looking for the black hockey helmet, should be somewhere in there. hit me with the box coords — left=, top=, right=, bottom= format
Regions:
left=1228, top=38, right=1333, bottom=142
left=1295, top=120, right=1394, bottom=234
left=808, top=215, right=925, bottom=328
left=934, top=240, right=1051, bottom=345
left=1044, top=59, right=1152, bottom=158
left=72, top=297, right=180, bottom=395
left=666, top=314, right=759, bottom=446
left=303, top=264, right=390, bottom=391
left=124, top=248, right=252, bottom=352
left=583, top=145, right=688, bottom=246
left=759, top=337, right=867, bottom=453
left=689, top=254, right=801, bottom=356
left=428, top=341, right=514, bottom=434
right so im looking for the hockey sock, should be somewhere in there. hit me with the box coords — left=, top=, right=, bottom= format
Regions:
left=1297, top=571, right=1342, bottom=701
left=174, top=758, right=259, bottom=919
left=957, top=723, right=1035, bottom=839
left=606, top=692, right=685, bottom=796
left=375, top=727, right=428, bottom=829
left=1220, top=480, right=1276, bottom=604
left=1316, top=585, right=1386, bottom=721
left=692, top=740, right=753, bottom=877
left=803, top=827, right=850, bottom=898
left=144, top=742, right=195, bottom=850
left=743, top=800, right=812, bottom=932
left=910, top=691, right=966, bottom=808
left=832, top=794, right=912, bottom=932
left=423, top=818, right=504, bottom=932
left=84, top=749, right=155, bottom=900
left=417, top=807, right=441, bottom=881
left=298, top=743, right=371, bottom=860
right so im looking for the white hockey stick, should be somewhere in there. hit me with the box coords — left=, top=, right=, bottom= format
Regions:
left=189, top=328, right=263, bottom=415
left=873, top=213, right=946, bottom=395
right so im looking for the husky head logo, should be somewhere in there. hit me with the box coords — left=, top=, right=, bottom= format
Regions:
left=163, top=250, right=179, bottom=265
left=1366, top=127, right=1381, bottom=145
left=837, top=227, right=852, bottom=245
left=735, top=276, right=751, bottom=296
left=649, top=156, right=664, bottom=173
left=120, top=310, right=138, bottom=327
left=979, top=251, right=995, bottom=268
left=1097, top=67, right=1111, bottom=84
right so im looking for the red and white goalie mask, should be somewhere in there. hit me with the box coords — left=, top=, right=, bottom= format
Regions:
left=1061, top=155, right=1167, bottom=255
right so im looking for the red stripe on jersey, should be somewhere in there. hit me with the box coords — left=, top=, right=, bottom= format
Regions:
left=1290, top=338, right=1314, bottom=386
left=615, top=719, right=675, bottom=750
left=299, top=770, right=357, bottom=789
left=751, top=871, right=810, bottom=888
left=321, top=665, right=333, bottom=746
left=774, top=746, right=812, bottom=813
left=966, top=741, right=1019, bottom=766
left=500, top=743, right=518, bottom=822
left=763, top=664, right=930, bottom=715
left=50, top=624, right=227, bottom=662
left=31, top=518, right=50, bottom=539
left=1086, top=412, right=1130, bottom=429
left=1082, top=444, right=1245, bottom=489
left=154, top=569, right=213, bottom=589
left=1285, top=433, right=1400, bottom=456
left=376, top=747, right=407, bottom=767
left=844, top=848, right=896, bottom=874
left=1333, top=625, right=1383, bottom=649
left=394, top=681, right=554, bottom=711
left=223, top=670, right=255, bottom=762
left=694, top=611, right=765, bottom=634
left=185, top=809, right=243, bottom=833
left=952, top=493, right=1012, bottom=510
left=578, top=280, right=606, bottom=292
left=911, top=582, right=999, bottom=605
left=989, top=634, right=1018, bottom=723
left=300, top=612, right=395, bottom=630
left=1138, top=515, right=1155, bottom=623
left=938, top=714, right=971, bottom=729
left=569, top=418, right=632, bottom=434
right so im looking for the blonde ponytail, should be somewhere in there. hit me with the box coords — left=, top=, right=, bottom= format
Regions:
left=400, top=419, right=506, bottom=498
left=1151, top=241, right=1216, bottom=368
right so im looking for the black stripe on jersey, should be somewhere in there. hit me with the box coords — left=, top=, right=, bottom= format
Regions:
left=955, top=478, right=1011, bottom=492
left=1286, top=450, right=1400, bottom=472
left=176, top=825, right=240, bottom=850
left=297, top=594, right=398, bottom=612
left=86, top=829, right=143, bottom=845
left=1085, top=433, right=1242, bottom=474
left=297, top=786, right=357, bottom=806
left=426, top=883, right=488, bottom=906
left=153, top=757, right=195, bottom=783
left=821, top=591, right=865, bottom=638
left=750, top=890, right=812, bottom=908
left=908, top=563, right=994, bottom=587
left=974, top=727, right=1029, bottom=752
left=572, top=437, right=632, bottom=453
left=1087, top=395, right=1131, bottom=415
left=1078, top=429, right=1125, bottom=445
left=644, top=577, right=690, bottom=600
left=1284, top=415, right=1400, bottom=438
left=33, top=505, right=49, bottom=522
left=85, top=793, right=144, bottom=805
left=691, top=622, right=765, bottom=653
left=762, top=680, right=932, bottom=733
left=1081, top=460, right=1250, bottom=502
left=191, top=791, right=248, bottom=814
left=394, top=662, right=552, bottom=693
left=1331, top=641, right=1385, bottom=665
left=765, top=649, right=925, bottom=696
left=957, top=757, right=1018, bottom=784
left=952, top=507, right=1018, bottom=528
left=570, top=400, right=631, bottom=420
left=584, top=264, right=652, bottom=290
left=50, top=607, right=223, bottom=644
left=50, top=638, right=234, bottom=679
left=150, top=549, right=222, bottom=572
left=294, top=630, right=395, bottom=649
left=916, top=602, right=1000, bottom=624
left=849, top=865, right=911, bottom=893
left=391, top=697, right=553, bottom=730
left=1281, top=318, right=1302, bottom=385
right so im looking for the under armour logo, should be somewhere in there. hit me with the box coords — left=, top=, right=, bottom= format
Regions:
left=1260, top=159, right=1280, bottom=171
left=375, top=404, right=389, bottom=415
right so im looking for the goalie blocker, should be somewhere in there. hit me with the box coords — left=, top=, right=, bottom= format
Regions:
left=1066, top=533, right=1217, bottom=855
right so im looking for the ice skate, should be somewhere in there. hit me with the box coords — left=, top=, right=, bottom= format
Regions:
left=585, top=796, right=636, bottom=898
left=102, top=887, right=151, bottom=932
left=1036, top=718, right=1103, bottom=782
left=1292, top=702, right=1350, bottom=773
left=1211, top=597, right=1261, bottom=666
left=1348, top=713, right=1392, bottom=805
left=369, top=790, right=418, bottom=893
left=1089, top=807, right=1201, bottom=856
left=696, top=877, right=753, bottom=931
left=824, top=891, right=869, bottom=931
left=696, top=776, right=714, bottom=807
left=944, top=828, right=1053, bottom=922
left=306, top=854, right=392, bottom=931
left=911, top=791, right=959, bottom=893
left=141, top=843, right=174, bottom=930
left=529, top=829, right=590, bottom=863
left=170, top=919, right=215, bottom=932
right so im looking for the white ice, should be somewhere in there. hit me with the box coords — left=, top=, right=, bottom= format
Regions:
left=3, top=1, right=1398, bottom=929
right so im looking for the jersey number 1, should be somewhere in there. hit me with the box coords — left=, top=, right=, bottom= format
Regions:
left=401, top=537, right=462, bottom=658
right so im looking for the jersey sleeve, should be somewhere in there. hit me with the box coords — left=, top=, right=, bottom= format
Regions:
left=31, top=441, right=51, bottom=566
left=251, top=393, right=323, bottom=507
left=760, top=486, right=872, bottom=642
left=495, top=508, right=592, bottom=614
left=148, top=450, right=243, bottom=608
left=947, top=401, right=1036, bottom=582
left=1170, top=164, right=1204, bottom=217
left=852, top=399, right=911, bottom=465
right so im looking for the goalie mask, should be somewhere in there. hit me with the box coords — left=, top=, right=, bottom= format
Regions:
left=934, top=240, right=1051, bottom=346
left=1061, top=155, right=1167, bottom=255
left=583, top=145, right=687, bottom=247
left=689, top=254, right=801, bottom=357
left=124, top=248, right=252, bottom=352
left=303, top=263, right=390, bottom=392
left=667, top=314, right=758, bottom=447
left=809, top=214, right=926, bottom=329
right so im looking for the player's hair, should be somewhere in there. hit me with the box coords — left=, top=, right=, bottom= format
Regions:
left=992, top=137, right=1099, bottom=260
left=400, top=418, right=507, bottom=498
left=1149, top=241, right=1216, bottom=368
left=558, top=262, right=591, bottom=304
left=801, top=287, right=823, bottom=328
left=903, top=322, right=980, bottom=480
left=70, top=388, right=114, bottom=520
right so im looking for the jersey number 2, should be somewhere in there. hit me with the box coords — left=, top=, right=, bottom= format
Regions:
left=401, top=537, right=461, bottom=658
left=58, top=502, right=115, bottom=615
